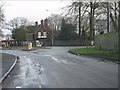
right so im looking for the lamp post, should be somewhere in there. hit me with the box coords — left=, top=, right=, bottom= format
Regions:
left=46, top=9, right=54, bottom=46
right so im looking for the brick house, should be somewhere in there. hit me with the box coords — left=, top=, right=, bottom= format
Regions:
left=33, top=19, right=51, bottom=46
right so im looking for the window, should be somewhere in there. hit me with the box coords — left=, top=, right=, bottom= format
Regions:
left=38, top=32, right=41, bottom=38
left=43, top=32, right=47, bottom=36
left=38, top=32, right=41, bottom=35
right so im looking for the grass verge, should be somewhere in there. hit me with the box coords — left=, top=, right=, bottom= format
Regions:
left=68, top=47, right=119, bottom=62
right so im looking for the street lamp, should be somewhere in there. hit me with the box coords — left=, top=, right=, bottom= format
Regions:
left=46, top=9, right=54, bottom=46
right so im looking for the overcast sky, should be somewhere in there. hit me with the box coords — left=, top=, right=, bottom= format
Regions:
left=3, top=0, right=72, bottom=21
left=1, top=0, right=72, bottom=34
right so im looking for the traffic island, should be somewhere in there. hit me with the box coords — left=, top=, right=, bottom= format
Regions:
left=68, top=47, right=120, bottom=63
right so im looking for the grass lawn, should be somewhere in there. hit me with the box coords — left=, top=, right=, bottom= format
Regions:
left=68, top=47, right=119, bottom=62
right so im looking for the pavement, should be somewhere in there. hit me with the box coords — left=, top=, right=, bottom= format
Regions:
left=1, top=46, right=118, bottom=88
left=0, top=53, right=18, bottom=85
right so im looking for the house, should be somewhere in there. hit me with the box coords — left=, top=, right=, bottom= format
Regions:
left=27, top=19, right=51, bottom=46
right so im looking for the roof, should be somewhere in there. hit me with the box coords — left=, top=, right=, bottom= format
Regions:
left=35, top=25, right=49, bottom=34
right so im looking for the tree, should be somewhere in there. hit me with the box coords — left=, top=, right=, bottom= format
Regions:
left=118, top=1, right=120, bottom=54
left=7, top=17, right=30, bottom=30
left=47, top=14, right=63, bottom=31
left=0, top=3, right=5, bottom=39
left=12, top=25, right=28, bottom=43
left=89, top=2, right=101, bottom=39
left=107, top=2, right=110, bottom=33
left=0, top=29, right=4, bottom=38
left=0, top=3, right=4, bottom=26
left=118, top=1, right=120, bottom=31
left=63, top=1, right=102, bottom=39
left=78, top=2, right=82, bottom=37
left=58, top=18, right=77, bottom=40
left=62, top=2, right=82, bottom=37
left=101, top=2, right=119, bottom=32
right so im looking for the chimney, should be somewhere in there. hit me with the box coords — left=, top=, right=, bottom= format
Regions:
left=44, top=18, right=48, bottom=29
left=35, top=21, right=38, bottom=26
left=41, top=20, right=43, bottom=26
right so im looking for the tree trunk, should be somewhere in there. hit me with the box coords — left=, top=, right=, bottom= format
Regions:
left=107, top=2, right=110, bottom=33
left=79, top=2, right=81, bottom=37
left=114, top=2, right=117, bottom=27
left=118, top=1, right=120, bottom=54
left=90, top=2, right=93, bottom=40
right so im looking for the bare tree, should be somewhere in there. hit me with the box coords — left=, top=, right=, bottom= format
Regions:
left=118, top=1, right=120, bottom=54
left=62, top=2, right=82, bottom=37
left=101, top=2, right=119, bottom=32
left=7, top=17, right=30, bottom=30
left=0, top=3, right=5, bottom=38
left=47, top=14, right=63, bottom=31
left=0, top=3, right=4, bottom=26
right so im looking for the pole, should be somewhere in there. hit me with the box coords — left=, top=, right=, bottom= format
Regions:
left=51, top=23, right=54, bottom=46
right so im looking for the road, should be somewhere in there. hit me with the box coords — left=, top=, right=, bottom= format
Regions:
left=1, top=53, right=16, bottom=79
left=1, top=46, right=118, bottom=88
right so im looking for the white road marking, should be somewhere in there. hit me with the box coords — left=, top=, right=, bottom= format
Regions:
left=16, top=86, right=22, bottom=88
left=43, top=54, right=51, bottom=57
left=61, top=60, right=70, bottom=64
left=30, top=51, right=37, bottom=53
left=51, top=57, right=60, bottom=62
left=42, top=54, right=75, bottom=64
left=39, top=85, right=42, bottom=88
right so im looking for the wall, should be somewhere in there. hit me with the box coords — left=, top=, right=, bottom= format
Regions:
left=54, top=39, right=91, bottom=46
left=95, top=31, right=118, bottom=52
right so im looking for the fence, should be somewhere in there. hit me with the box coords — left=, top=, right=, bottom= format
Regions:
left=95, top=31, right=118, bottom=52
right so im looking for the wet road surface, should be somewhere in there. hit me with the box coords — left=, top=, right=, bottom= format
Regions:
left=1, top=53, right=16, bottom=78
left=1, top=46, right=118, bottom=88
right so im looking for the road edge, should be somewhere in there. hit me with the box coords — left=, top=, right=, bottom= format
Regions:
left=0, top=56, right=18, bottom=84
left=68, top=51, right=120, bottom=64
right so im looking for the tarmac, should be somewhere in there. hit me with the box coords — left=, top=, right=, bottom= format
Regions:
left=0, top=53, right=18, bottom=84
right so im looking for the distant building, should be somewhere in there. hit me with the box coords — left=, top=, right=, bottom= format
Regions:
left=27, top=19, right=51, bottom=46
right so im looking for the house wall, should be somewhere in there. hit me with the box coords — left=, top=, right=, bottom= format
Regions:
left=95, top=31, right=118, bottom=52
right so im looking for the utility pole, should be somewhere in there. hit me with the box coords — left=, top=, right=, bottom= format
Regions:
left=51, top=23, right=54, bottom=46
left=46, top=9, right=54, bottom=46
left=51, top=26, right=53, bottom=46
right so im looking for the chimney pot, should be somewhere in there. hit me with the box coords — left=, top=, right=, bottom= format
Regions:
left=35, top=21, right=38, bottom=26
left=41, top=20, right=43, bottom=26
left=44, top=18, right=48, bottom=28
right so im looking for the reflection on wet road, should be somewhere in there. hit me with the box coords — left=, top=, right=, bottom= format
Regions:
left=1, top=46, right=118, bottom=88
left=2, top=56, right=42, bottom=88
